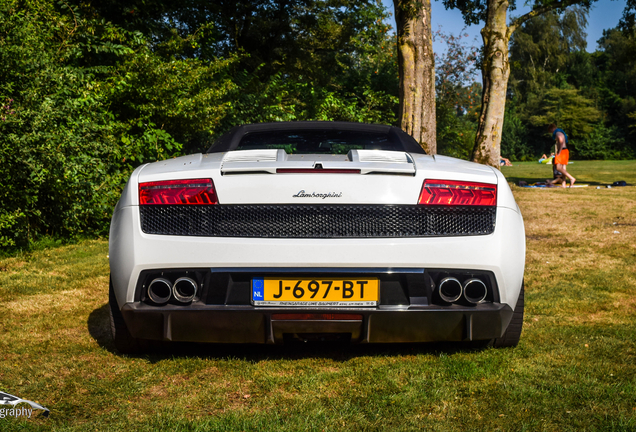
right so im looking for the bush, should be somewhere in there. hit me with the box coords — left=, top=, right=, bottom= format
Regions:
left=573, top=124, right=634, bottom=160
left=501, top=111, right=535, bottom=161
left=436, top=102, right=476, bottom=160
left=0, top=1, right=233, bottom=249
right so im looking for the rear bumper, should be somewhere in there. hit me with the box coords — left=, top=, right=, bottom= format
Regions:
left=121, top=302, right=514, bottom=344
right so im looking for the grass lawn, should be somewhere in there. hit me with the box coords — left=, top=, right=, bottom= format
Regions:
left=502, top=159, right=636, bottom=187
left=1, top=160, right=635, bottom=431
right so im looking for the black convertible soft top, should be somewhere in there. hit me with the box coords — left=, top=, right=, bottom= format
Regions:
left=207, top=121, right=426, bottom=155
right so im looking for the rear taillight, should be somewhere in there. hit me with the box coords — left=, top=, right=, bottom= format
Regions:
left=418, top=180, right=496, bottom=206
left=139, top=179, right=218, bottom=205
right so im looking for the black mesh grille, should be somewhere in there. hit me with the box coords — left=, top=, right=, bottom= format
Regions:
left=139, top=205, right=496, bottom=238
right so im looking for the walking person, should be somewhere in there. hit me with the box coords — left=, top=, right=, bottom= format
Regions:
left=548, top=124, right=575, bottom=188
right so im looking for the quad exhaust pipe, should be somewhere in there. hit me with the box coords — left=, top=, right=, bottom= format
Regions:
left=438, top=277, right=463, bottom=303
left=147, top=278, right=172, bottom=304
left=463, top=278, right=488, bottom=304
left=147, top=276, right=198, bottom=304
left=172, top=277, right=198, bottom=303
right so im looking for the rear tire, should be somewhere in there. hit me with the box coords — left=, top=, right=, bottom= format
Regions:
left=492, top=282, right=524, bottom=348
left=109, top=278, right=143, bottom=354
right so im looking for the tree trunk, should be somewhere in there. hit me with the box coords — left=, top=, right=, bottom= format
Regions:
left=471, top=0, right=511, bottom=167
left=395, top=0, right=436, bottom=154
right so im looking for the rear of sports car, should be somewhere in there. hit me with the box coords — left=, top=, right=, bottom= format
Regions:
left=109, top=122, right=525, bottom=352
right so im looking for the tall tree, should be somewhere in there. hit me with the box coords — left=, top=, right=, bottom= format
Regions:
left=509, top=8, right=588, bottom=99
left=395, top=0, right=436, bottom=154
left=443, top=0, right=595, bottom=167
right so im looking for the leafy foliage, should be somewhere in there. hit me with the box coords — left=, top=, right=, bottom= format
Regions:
left=501, top=108, right=533, bottom=161
left=434, top=28, right=481, bottom=159
left=509, top=8, right=589, bottom=97
left=527, top=88, right=601, bottom=136
left=0, top=0, right=234, bottom=248
left=434, top=28, right=480, bottom=112
left=71, top=0, right=399, bottom=136
left=436, top=102, right=477, bottom=159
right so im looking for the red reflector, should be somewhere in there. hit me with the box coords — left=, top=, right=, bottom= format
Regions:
left=276, top=168, right=361, bottom=174
left=418, top=180, right=497, bottom=206
left=271, top=313, right=363, bottom=321
left=139, top=179, right=218, bottom=205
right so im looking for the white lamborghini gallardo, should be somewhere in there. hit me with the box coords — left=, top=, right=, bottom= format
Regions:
left=109, top=122, right=526, bottom=353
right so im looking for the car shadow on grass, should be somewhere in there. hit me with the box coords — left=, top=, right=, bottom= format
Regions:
left=88, top=303, right=492, bottom=362
left=87, top=302, right=117, bottom=352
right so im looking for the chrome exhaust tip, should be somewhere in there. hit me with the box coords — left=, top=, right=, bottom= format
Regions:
left=463, top=278, right=488, bottom=304
left=172, top=277, right=198, bottom=303
left=438, top=277, right=463, bottom=303
left=147, top=278, right=172, bottom=304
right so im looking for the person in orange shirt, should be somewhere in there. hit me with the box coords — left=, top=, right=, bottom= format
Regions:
left=548, top=124, right=575, bottom=188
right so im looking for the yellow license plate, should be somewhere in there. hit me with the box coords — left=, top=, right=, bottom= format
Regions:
left=251, top=277, right=379, bottom=306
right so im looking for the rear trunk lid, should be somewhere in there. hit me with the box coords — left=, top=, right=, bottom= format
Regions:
left=137, top=150, right=497, bottom=205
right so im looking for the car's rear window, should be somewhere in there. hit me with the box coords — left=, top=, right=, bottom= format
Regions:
left=235, top=130, right=400, bottom=154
